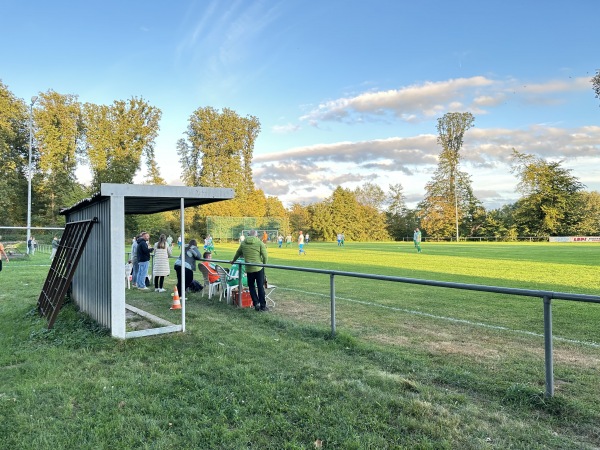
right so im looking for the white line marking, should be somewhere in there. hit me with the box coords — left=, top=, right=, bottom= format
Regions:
left=279, top=287, right=600, bottom=349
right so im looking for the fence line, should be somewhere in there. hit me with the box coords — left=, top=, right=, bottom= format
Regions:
left=216, top=258, right=600, bottom=398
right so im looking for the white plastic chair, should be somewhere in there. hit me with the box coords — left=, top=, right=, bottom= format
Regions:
left=265, top=283, right=277, bottom=308
left=215, top=264, right=236, bottom=303
left=198, top=263, right=219, bottom=299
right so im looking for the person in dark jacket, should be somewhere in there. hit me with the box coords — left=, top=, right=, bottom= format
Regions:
left=174, top=239, right=203, bottom=295
left=136, top=232, right=153, bottom=290
left=230, top=229, right=268, bottom=311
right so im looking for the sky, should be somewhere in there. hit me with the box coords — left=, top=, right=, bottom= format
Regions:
left=2, top=0, right=599, bottom=209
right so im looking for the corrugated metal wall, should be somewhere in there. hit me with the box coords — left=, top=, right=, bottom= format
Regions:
left=66, top=198, right=112, bottom=328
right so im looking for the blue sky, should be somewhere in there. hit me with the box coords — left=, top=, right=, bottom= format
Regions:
left=2, top=0, right=599, bottom=208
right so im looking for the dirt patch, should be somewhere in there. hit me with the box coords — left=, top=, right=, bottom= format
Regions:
left=126, top=310, right=156, bottom=331
left=271, top=292, right=600, bottom=371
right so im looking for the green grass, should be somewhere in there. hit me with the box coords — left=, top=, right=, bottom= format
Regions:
left=1, top=242, right=599, bottom=449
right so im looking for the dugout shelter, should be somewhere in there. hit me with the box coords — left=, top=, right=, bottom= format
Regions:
left=58, top=183, right=234, bottom=339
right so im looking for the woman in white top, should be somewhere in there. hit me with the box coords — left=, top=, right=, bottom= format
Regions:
left=153, top=234, right=172, bottom=292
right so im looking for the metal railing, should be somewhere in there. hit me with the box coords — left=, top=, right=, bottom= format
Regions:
left=219, top=258, right=600, bottom=398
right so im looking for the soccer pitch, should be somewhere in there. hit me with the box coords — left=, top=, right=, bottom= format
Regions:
left=2, top=241, right=599, bottom=448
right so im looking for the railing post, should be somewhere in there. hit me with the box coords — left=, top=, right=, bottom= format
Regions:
left=543, top=295, right=554, bottom=397
left=330, top=273, right=336, bottom=337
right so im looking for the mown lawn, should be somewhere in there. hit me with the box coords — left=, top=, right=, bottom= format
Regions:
left=1, top=242, right=599, bottom=449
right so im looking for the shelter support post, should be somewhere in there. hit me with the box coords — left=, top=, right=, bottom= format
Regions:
left=181, top=198, right=185, bottom=332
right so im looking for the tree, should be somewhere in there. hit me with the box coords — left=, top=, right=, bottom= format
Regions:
left=592, top=69, right=600, bottom=106
left=265, top=196, right=287, bottom=219
left=510, top=150, right=585, bottom=236
left=288, top=202, right=311, bottom=235
left=178, top=107, right=260, bottom=202
left=0, top=81, right=28, bottom=225
left=483, top=204, right=518, bottom=240
left=329, top=187, right=361, bottom=240
left=420, top=112, right=475, bottom=240
left=83, top=97, right=161, bottom=191
left=309, top=201, right=335, bottom=241
left=572, top=191, right=600, bottom=235
left=354, top=182, right=386, bottom=210
left=34, top=90, right=84, bottom=223
left=385, top=183, right=410, bottom=240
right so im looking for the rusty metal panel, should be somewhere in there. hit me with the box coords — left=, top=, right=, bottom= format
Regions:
left=37, top=218, right=97, bottom=328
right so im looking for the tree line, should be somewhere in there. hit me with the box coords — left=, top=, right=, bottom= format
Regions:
left=2, top=74, right=599, bottom=242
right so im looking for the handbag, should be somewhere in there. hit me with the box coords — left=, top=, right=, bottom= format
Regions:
left=263, top=273, right=268, bottom=289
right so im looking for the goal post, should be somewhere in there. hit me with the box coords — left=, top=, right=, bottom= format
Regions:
left=0, top=226, right=65, bottom=255
left=206, top=217, right=289, bottom=242
left=242, top=229, right=280, bottom=242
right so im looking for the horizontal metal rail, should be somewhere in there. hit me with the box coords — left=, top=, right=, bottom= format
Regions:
left=213, top=258, right=600, bottom=397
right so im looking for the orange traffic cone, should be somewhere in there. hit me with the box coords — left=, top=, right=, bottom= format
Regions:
left=170, top=287, right=182, bottom=310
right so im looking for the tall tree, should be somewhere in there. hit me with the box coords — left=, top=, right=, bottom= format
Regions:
left=0, top=82, right=28, bottom=225
left=309, top=201, right=335, bottom=241
left=178, top=107, right=260, bottom=199
left=265, top=196, right=287, bottom=219
left=592, top=69, right=600, bottom=106
left=330, top=187, right=360, bottom=240
left=354, top=182, right=386, bottom=210
left=510, top=150, right=584, bottom=236
left=572, top=191, right=600, bottom=235
left=288, top=202, right=311, bottom=235
left=83, top=97, right=161, bottom=191
left=385, top=183, right=411, bottom=240
left=420, top=112, right=475, bottom=240
left=34, top=90, right=83, bottom=223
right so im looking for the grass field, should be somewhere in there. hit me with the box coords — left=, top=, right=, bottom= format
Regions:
left=1, top=242, right=599, bottom=449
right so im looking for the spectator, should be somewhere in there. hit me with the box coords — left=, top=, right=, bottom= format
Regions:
left=231, top=230, right=268, bottom=311
left=130, top=236, right=136, bottom=259
left=0, top=237, right=9, bottom=271
left=153, top=234, right=171, bottom=292
left=136, top=232, right=153, bottom=290
left=174, top=239, right=203, bottom=295
left=131, top=233, right=143, bottom=287
left=50, top=236, right=60, bottom=261
left=202, top=252, right=220, bottom=283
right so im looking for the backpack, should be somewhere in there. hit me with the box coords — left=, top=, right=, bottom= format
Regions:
left=188, top=280, right=203, bottom=292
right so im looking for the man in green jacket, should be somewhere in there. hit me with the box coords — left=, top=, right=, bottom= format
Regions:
left=231, top=229, right=268, bottom=311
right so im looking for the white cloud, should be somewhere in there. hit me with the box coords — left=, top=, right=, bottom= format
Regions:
left=300, top=76, right=495, bottom=124
left=272, top=123, right=301, bottom=134
left=253, top=125, right=600, bottom=209
left=298, top=75, right=591, bottom=127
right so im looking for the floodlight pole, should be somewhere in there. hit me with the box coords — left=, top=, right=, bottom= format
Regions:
left=26, top=96, right=38, bottom=251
